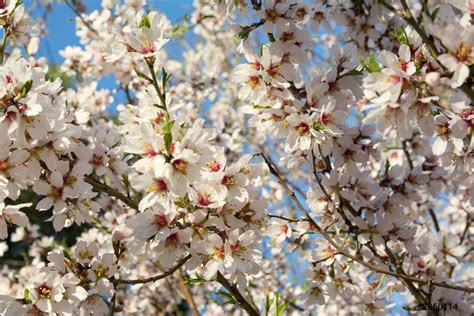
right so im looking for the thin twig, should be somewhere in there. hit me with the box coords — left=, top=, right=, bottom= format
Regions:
left=146, top=60, right=169, bottom=118
left=114, top=254, right=192, bottom=285
left=85, top=176, right=139, bottom=210
left=64, top=0, right=100, bottom=36
left=0, top=27, right=8, bottom=64
left=428, top=208, right=440, bottom=232
left=268, top=214, right=307, bottom=223
left=216, top=272, right=259, bottom=316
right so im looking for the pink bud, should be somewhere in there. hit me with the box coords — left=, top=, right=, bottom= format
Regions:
left=425, top=72, right=440, bottom=86
left=112, top=229, right=123, bottom=242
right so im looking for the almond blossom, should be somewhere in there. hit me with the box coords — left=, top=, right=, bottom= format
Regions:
left=0, top=0, right=472, bottom=315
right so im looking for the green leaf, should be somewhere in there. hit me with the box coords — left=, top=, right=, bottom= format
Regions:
left=312, top=121, right=326, bottom=132
left=139, top=14, right=151, bottom=28
left=170, top=13, right=195, bottom=37
left=215, top=290, right=236, bottom=305
left=402, top=305, right=416, bottom=311
left=253, top=104, right=272, bottom=109
left=338, top=67, right=364, bottom=79
left=163, top=119, right=174, bottom=154
left=19, top=80, right=33, bottom=98
left=394, top=26, right=409, bottom=45
left=14, top=0, right=23, bottom=10
left=46, top=64, right=71, bottom=90
left=431, top=7, right=440, bottom=21
left=361, top=53, right=381, bottom=73
left=267, top=32, right=276, bottom=42
left=384, top=158, right=390, bottom=176
left=264, top=294, right=272, bottom=315
left=23, top=288, right=29, bottom=300
left=184, top=277, right=205, bottom=285
left=375, top=275, right=386, bottom=291
left=161, top=67, right=171, bottom=90
left=431, top=108, right=441, bottom=116
left=276, top=301, right=288, bottom=316
left=134, top=67, right=152, bottom=82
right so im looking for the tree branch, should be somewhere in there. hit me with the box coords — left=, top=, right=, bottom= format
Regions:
left=64, top=0, right=100, bottom=36
left=216, top=272, right=259, bottom=316
left=114, top=254, right=192, bottom=285
left=85, top=176, right=139, bottom=210
left=428, top=208, right=440, bottom=232
left=175, top=269, right=200, bottom=316
left=267, top=214, right=307, bottom=223
left=257, top=152, right=474, bottom=294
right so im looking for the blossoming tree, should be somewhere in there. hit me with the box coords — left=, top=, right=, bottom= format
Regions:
left=0, top=0, right=473, bottom=314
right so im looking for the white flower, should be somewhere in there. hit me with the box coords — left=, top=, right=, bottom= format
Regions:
left=318, top=98, right=347, bottom=137
left=79, top=295, right=109, bottom=315
left=27, top=271, right=66, bottom=313
left=432, top=115, right=465, bottom=156
left=126, top=202, right=176, bottom=240
left=105, top=12, right=170, bottom=62
left=437, top=24, right=474, bottom=88
left=0, top=0, right=17, bottom=22
left=189, top=182, right=227, bottom=209
left=194, top=233, right=228, bottom=280
left=267, top=218, right=292, bottom=244
left=74, top=240, right=99, bottom=265
left=0, top=202, right=30, bottom=240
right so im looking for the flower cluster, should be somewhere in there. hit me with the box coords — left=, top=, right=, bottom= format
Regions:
left=0, top=0, right=472, bottom=315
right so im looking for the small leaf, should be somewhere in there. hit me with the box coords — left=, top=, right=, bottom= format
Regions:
left=46, top=64, right=71, bottom=90
left=215, top=290, right=236, bottom=305
left=361, top=53, right=381, bottom=73
left=312, top=121, right=326, bottom=132
left=23, top=288, right=29, bottom=300
left=19, top=80, right=33, bottom=98
left=384, top=159, right=390, bottom=178
left=139, top=14, right=151, bottom=28
left=264, top=294, right=272, bottom=315
left=394, top=26, right=409, bottom=45
left=253, top=104, right=271, bottom=109
left=163, top=119, right=175, bottom=154
left=134, top=67, right=152, bottom=82
left=184, top=277, right=205, bottom=285
left=161, top=67, right=171, bottom=90
left=375, top=275, right=386, bottom=291
left=431, top=7, right=440, bottom=21
left=276, top=301, right=288, bottom=316
left=431, top=108, right=441, bottom=116
left=338, top=67, right=364, bottom=78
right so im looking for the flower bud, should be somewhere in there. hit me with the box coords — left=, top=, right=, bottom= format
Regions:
left=425, top=72, right=440, bottom=86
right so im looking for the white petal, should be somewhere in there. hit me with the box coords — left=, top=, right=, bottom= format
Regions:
left=432, top=137, right=447, bottom=155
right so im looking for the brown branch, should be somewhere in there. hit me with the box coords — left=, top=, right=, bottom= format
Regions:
left=428, top=208, right=440, bottom=232
left=175, top=269, right=200, bottom=316
left=85, top=176, right=139, bottom=210
left=268, top=214, right=307, bottom=223
left=114, top=254, right=191, bottom=285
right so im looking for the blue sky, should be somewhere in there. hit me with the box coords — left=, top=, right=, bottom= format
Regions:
left=24, top=0, right=194, bottom=106
left=28, top=0, right=194, bottom=62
